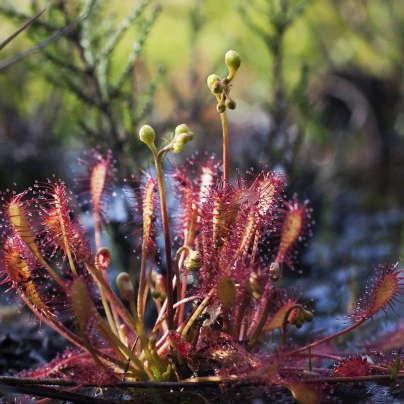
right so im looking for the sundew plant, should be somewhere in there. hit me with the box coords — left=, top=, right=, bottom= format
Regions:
left=1, top=51, right=404, bottom=403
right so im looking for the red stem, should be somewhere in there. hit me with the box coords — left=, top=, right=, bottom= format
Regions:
left=284, top=318, right=366, bottom=358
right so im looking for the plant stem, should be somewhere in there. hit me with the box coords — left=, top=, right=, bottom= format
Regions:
left=222, top=306, right=230, bottom=332
left=151, top=295, right=202, bottom=340
left=85, top=263, right=138, bottom=331
left=295, top=352, right=343, bottom=362
left=143, top=256, right=155, bottom=310
left=153, top=148, right=174, bottom=330
left=285, top=318, right=367, bottom=358
left=220, top=111, right=230, bottom=182
left=23, top=297, right=128, bottom=371
left=92, top=306, right=149, bottom=380
left=94, top=211, right=102, bottom=252
left=128, top=299, right=166, bottom=377
left=282, top=304, right=304, bottom=348
left=181, top=289, right=214, bottom=338
left=247, top=297, right=272, bottom=349
left=93, top=215, right=120, bottom=336
left=232, top=294, right=250, bottom=340
left=55, top=196, right=78, bottom=277
left=36, top=254, right=67, bottom=291
left=174, top=246, right=191, bottom=305
left=137, top=242, right=149, bottom=330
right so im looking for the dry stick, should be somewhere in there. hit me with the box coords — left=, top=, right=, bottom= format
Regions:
left=5, top=384, right=119, bottom=404
left=0, top=376, right=222, bottom=388
left=5, top=374, right=404, bottom=390
left=122, top=336, right=139, bottom=381
left=35, top=386, right=85, bottom=404
left=220, top=111, right=230, bottom=182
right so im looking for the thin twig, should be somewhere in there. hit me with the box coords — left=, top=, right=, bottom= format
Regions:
left=0, top=7, right=47, bottom=51
left=0, top=22, right=73, bottom=71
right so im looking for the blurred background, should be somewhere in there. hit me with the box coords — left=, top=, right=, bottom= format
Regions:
left=1, top=0, right=404, bottom=359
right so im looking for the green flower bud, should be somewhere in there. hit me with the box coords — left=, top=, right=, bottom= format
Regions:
left=172, top=132, right=194, bottom=153
left=225, top=98, right=236, bottom=110
left=139, top=125, right=155, bottom=146
left=172, top=142, right=182, bottom=154
left=211, top=80, right=224, bottom=94
left=152, top=288, right=162, bottom=299
left=216, top=102, right=226, bottom=113
left=303, top=309, right=314, bottom=322
left=175, top=123, right=190, bottom=135
left=116, top=272, right=134, bottom=301
left=207, top=74, right=221, bottom=90
left=225, top=50, right=241, bottom=80
left=184, top=250, right=202, bottom=271
left=294, top=317, right=304, bottom=328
